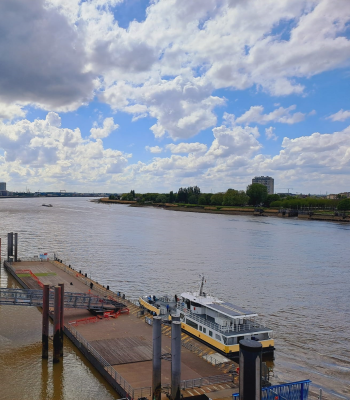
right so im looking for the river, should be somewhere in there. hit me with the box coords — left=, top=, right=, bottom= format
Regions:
left=0, top=197, right=349, bottom=400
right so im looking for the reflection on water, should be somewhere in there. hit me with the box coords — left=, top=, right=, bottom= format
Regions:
left=0, top=197, right=349, bottom=399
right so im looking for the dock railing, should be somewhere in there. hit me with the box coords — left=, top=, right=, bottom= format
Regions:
left=176, top=304, right=266, bottom=334
left=232, top=380, right=311, bottom=400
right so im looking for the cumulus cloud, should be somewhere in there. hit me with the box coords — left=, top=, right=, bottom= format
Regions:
left=265, top=127, right=278, bottom=141
left=130, top=124, right=350, bottom=193
left=102, top=78, right=225, bottom=140
left=90, top=118, right=119, bottom=139
left=0, top=102, right=26, bottom=121
left=327, top=109, right=350, bottom=122
left=0, top=0, right=94, bottom=111
left=166, top=143, right=207, bottom=154
left=0, top=113, right=130, bottom=187
left=146, top=146, right=163, bottom=154
left=236, top=105, right=305, bottom=125
left=205, top=125, right=261, bottom=159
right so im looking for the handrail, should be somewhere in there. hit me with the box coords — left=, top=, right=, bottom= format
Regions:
left=177, top=304, right=267, bottom=334
left=232, top=380, right=311, bottom=400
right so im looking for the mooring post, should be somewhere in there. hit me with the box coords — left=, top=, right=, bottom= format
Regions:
left=7, top=232, right=13, bottom=262
left=53, top=286, right=61, bottom=363
left=14, top=233, right=18, bottom=262
left=58, top=283, right=64, bottom=356
left=171, top=321, right=181, bottom=400
left=239, top=339, right=262, bottom=400
left=152, top=316, right=162, bottom=400
left=42, top=284, right=50, bottom=359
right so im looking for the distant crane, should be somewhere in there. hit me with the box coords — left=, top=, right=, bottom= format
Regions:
left=276, top=187, right=294, bottom=194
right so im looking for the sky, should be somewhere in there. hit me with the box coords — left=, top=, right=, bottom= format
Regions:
left=0, top=0, right=350, bottom=194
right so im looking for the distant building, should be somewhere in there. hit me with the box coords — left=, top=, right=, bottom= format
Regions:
left=252, top=176, right=274, bottom=194
left=327, top=194, right=337, bottom=199
left=0, top=182, right=6, bottom=191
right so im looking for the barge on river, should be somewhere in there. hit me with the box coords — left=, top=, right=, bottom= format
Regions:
left=139, top=276, right=274, bottom=359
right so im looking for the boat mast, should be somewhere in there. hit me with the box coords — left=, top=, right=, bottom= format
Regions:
left=199, top=274, right=205, bottom=296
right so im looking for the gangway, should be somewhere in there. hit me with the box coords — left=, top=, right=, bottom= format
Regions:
left=0, top=288, right=127, bottom=312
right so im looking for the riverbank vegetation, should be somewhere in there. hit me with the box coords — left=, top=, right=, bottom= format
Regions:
left=108, top=185, right=349, bottom=213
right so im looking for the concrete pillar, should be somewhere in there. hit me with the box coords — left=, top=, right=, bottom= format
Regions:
left=14, top=233, right=18, bottom=262
left=53, top=286, right=61, bottom=363
left=152, top=316, right=162, bottom=400
left=239, top=339, right=262, bottom=400
left=58, top=283, right=64, bottom=356
left=42, top=284, right=50, bottom=359
left=171, top=321, right=181, bottom=400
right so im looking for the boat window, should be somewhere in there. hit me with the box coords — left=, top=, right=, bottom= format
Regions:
left=222, top=336, right=227, bottom=345
left=215, top=334, right=221, bottom=341
left=209, top=330, right=213, bottom=337
left=227, top=337, right=235, bottom=345
left=186, top=319, right=198, bottom=330
left=199, top=326, right=202, bottom=331
left=203, top=327, right=206, bottom=333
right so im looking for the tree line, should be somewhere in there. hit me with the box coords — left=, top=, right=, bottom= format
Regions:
left=108, top=184, right=350, bottom=210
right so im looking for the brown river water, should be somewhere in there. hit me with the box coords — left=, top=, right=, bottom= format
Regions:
left=0, top=197, right=349, bottom=400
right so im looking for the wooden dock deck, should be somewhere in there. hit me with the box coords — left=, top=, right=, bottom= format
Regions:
left=5, top=259, right=238, bottom=400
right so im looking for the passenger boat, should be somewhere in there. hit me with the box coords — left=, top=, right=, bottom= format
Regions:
left=139, top=275, right=274, bottom=359
left=42, top=204, right=53, bottom=207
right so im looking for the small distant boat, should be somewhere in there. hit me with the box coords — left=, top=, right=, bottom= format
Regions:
left=42, top=204, right=53, bottom=207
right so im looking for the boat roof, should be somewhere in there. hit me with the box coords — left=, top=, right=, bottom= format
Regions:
left=206, top=302, right=257, bottom=318
left=181, top=292, right=258, bottom=318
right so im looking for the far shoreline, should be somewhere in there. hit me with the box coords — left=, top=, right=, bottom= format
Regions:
left=98, top=198, right=350, bottom=224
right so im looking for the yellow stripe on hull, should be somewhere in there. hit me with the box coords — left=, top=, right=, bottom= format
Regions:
left=139, top=297, right=160, bottom=315
left=181, top=323, right=274, bottom=354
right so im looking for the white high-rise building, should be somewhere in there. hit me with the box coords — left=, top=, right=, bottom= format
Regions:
left=252, top=176, right=274, bottom=194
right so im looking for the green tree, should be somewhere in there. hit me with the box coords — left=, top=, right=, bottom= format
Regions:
left=198, top=195, right=207, bottom=205
left=210, top=192, right=224, bottom=205
left=264, top=194, right=281, bottom=207
left=337, top=198, right=350, bottom=211
left=109, top=194, right=115, bottom=200
left=246, top=183, right=268, bottom=206
left=156, top=194, right=167, bottom=203
left=188, top=194, right=198, bottom=204
left=169, top=191, right=174, bottom=203
left=222, top=189, right=249, bottom=206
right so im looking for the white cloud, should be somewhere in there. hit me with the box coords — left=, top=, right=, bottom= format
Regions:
left=207, top=125, right=261, bottom=158
left=90, top=117, right=119, bottom=139
left=265, top=127, right=278, bottom=141
left=166, top=143, right=207, bottom=154
left=236, top=105, right=305, bottom=125
left=102, top=78, right=225, bottom=140
left=0, top=102, right=26, bottom=121
left=327, top=109, right=350, bottom=122
left=146, top=146, right=163, bottom=154
left=125, top=124, right=350, bottom=193
left=0, top=113, right=130, bottom=188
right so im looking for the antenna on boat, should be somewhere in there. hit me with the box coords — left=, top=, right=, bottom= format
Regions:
left=199, top=274, right=205, bottom=296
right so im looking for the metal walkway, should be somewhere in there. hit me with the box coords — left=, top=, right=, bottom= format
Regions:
left=0, top=288, right=127, bottom=311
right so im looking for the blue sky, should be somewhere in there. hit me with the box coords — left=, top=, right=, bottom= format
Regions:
left=0, top=0, right=350, bottom=194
